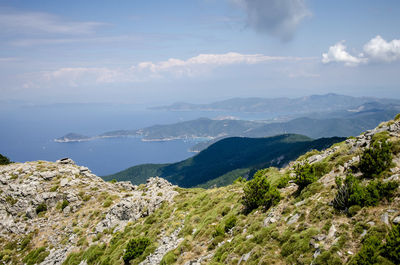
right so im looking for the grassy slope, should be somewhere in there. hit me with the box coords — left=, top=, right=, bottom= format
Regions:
left=105, top=134, right=345, bottom=188
left=62, top=119, right=400, bottom=264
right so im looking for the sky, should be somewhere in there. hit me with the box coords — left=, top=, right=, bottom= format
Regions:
left=0, top=0, right=400, bottom=104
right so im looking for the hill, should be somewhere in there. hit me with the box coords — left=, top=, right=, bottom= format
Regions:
left=105, top=134, right=345, bottom=188
left=1, top=116, right=400, bottom=264
left=151, top=93, right=400, bottom=113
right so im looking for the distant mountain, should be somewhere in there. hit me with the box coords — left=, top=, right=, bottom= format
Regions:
left=136, top=117, right=266, bottom=141
left=150, top=93, right=400, bottom=113
left=104, top=134, right=345, bottom=188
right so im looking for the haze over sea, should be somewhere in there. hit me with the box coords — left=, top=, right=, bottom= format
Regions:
left=0, top=102, right=273, bottom=176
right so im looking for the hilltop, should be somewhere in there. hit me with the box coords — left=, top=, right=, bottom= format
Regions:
left=106, top=134, right=345, bottom=188
left=1, top=117, right=400, bottom=264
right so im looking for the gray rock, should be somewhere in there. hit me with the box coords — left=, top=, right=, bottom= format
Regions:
left=96, top=177, right=178, bottom=233
left=313, top=248, right=321, bottom=259
left=381, top=212, right=389, bottom=225
left=40, top=171, right=56, bottom=180
left=56, top=158, right=75, bottom=165
left=139, top=227, right=183, bottom=265
left=312, top=234, right=326, bottom=242
left=238, top=251, right=252, bottom=264
left=393, top=216, right=400, bottom=224
left=40, top=246, right=72, bottom=265
left=287, top=213, right=300, bottom=225
left=328, top=224, right=337, bottom=239
left=246, top=234, right=254, bottom=240
left=60, top=178, right=69, bottom=187
left=383, top=174, right=399, bottom=182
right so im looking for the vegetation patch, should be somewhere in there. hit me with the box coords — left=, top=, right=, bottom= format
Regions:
left=123, top=237, right=150, bottom=264
left=242, top=170, right=280, bottom=213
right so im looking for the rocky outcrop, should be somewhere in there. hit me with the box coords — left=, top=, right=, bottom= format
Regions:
left=96, top=177, right=178, bottom=233
left=0, top=159, right=178, bottom=265
left=139, top=227, right=184, bottom=265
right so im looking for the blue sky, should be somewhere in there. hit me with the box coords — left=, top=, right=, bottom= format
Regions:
left=0, top=0, right=400, bottom=104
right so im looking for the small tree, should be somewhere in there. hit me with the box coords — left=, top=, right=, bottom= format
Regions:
left=242, top=171, right=280, bottom=213
left=294, top=163, right=317, bottom=192
left=359, top=140, right=392, bottom=178
left=0, top=154, right=11, bottom=165
left=123, top=237, right=150, bottom=264
left=381, top=224, right=400, bottom=264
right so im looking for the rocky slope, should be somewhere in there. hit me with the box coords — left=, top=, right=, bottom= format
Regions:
left=1, top=117, right=400, bottom=264
left=0, top=158, right=177, bottom=264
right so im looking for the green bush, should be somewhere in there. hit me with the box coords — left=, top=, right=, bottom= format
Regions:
left=0, top=154, right=12, bottom=165
left=36, top=203, right=47, bottom=214
left=294, top=163, right=317, bottom=192
left=332, top=174, right=398, bottom=211
left=224, top=215, right=237, bottom=232
left=242, top=171, right=280, bottom=213
left=23, top=247, right=50, bottom=265
left=61, top=200, right=69, bottom=210
left=277, top=174, right=291, bottom=188
left=381, top=224, right=400, bottom=264
left=123, top=237, right=150, bottom=264
left=359, top=139, right=392, bottom=179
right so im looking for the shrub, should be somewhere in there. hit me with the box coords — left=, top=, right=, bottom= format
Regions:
left=294, top=163, right=317, bottom=192
left=61, top=200, right=69, bottom=210
left=277, top=174, right=291, bottom=188
left=123, top=237, right=150, bottom=264
left=350, top=235, right=382, bottom=265
left=242, top=171, right=280, bottom=213
left=233, top=176, right=246, bottom=184
left=381, top=224, right=400, bottom=264
left=394, top=113, right=400, bottom=121
left=359, top=139, right=392, bottom=178
left=224, top=215, right=237, bottom=232
left=36, top=203, right=47, bottom=215
left=333, top=174, right=398, bottom=211
left=0, top=154, right=12, bottom=165
left=23, top=247, right=50, bottom=265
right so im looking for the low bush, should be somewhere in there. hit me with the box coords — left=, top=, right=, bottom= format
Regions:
left=123, top=237, right=150, bottom=264
left=294, top=163, right=317, bottom=192
left=242, top=171, right=280, bottom=213
left=23, top=247, right=49, bottom=265
left=61, top=200, right=69, bottom=210
left=0, top=154, right=12, bottom=165
left=224, top=215, right=237, bottom=232
left=35, top=203, right=47, bottom=214
left=381, top=224, right=400, bottom=264
left=332, top=174, right=398, bottom=211
left=359, top=138, right=392, bottom=179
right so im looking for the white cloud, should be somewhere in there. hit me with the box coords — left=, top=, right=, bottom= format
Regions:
left=39, top=67, right=125, bottom=87
left=322, top=36, right=400, bottom=66
left=134, top=52, right=301, bottom=76
left=232, top=0, right=311, bottom=41
left=363, top=35, right=400, bottom=63
left=25, top=52, right=313, bottom=87
left=0, top=11, right=103, bottom=35
left=322, top=41, right=366, bottom=66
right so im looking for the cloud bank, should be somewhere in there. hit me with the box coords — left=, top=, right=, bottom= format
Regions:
left=233, top=0, right=311, bottom=41
left=24, top=52, right=312, bottom=88
left=322, top=36, right=400, bottom=66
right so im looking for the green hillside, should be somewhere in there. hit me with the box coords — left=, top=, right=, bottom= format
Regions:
left=105, top=134, right=345, bottom=188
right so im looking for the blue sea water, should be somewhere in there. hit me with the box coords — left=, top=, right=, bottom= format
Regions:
left=0, top=103, right=273, bottom=176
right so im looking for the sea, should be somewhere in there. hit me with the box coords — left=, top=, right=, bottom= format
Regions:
left=0, top=103, right=274, bottom=176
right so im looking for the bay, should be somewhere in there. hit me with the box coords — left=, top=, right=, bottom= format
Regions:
left=0, top=103, right=274, bottom=176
